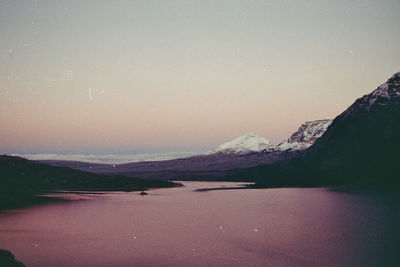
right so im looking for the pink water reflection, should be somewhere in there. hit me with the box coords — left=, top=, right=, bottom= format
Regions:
left=0, top=182, right=399, bottom=266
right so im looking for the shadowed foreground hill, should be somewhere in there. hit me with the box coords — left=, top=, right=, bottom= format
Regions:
left=0, top=155, right=179, bottom=210
left=230, top=72, right=400, bottom=187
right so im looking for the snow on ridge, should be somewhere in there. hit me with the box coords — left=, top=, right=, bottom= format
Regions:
left=358, top=71, right=400, bottom=107
left=341, top=72, right=400, bottom=118
left=276, top=119, right=332, bottom=152
left=209, top=120, right=333, bottom=155
left=209, top=72, right=400, bottom=155
left=389, top=71, right=400, bottom=79
left=210, top=132, right=274, bottom=154
left=369, top=83, right=391, bottom=105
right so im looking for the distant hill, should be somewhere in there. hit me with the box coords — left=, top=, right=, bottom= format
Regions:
left=35, top=120, right=333, bottom=181
left=0, top=155, right=179, bottom=210
left=37, top=152, right=293, bottom=181
left=230, top=72, right=400, bottom=187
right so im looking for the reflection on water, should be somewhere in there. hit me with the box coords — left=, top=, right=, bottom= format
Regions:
left=0, top=182, right=399, bottom=266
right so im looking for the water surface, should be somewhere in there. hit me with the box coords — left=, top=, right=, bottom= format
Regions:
left=0, top=182, right=399, bottom=266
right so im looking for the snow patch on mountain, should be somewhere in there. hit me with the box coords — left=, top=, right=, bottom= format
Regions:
left=210, top=133, right=274, bottom=154
left=276, top=119, right=332, bottom=151
left=369, top=83, right=390, bottom=105
left=343, top=72, right=400, bottom=116
left=367, top=72, right=400, bottom=105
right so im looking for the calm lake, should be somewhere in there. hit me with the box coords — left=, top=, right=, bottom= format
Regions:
left=1, top=182, right=399, bottom=266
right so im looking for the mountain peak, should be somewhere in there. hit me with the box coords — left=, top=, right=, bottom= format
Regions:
left=369, top=72, right=400, bottom=105
left=389, top=71, right=400, bottom=80
left=241, top=132, right=259, bottom=139
left=211, top=133, right=274, bottom=154
left=343, top=72, right=400, bottom=116
left=276, top=119, right=332, bottom=151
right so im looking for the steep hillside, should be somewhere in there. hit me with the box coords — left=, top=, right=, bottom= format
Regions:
left=232, top=72, right=400, bottom=187
left=276, top=119, right=332, bottom=151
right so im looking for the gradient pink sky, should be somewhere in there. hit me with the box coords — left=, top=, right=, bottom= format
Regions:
left=1, top=0, right=399, bottom=154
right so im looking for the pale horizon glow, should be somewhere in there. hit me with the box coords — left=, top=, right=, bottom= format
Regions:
left=1, top=0, right=399, bottom=154
left=12, top=152, right=198, bottom=164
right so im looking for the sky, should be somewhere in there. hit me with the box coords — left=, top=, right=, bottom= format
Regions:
left=1, top=0, right=399, bottom=155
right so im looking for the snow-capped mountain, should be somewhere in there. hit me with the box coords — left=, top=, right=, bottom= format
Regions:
left=209, top=120, right=333, bottom=155
left=37, top=72, right=400, bottom=184
left=210, top=133, right=274, bottom=154
left=342, top=72, right=400, bottom=117
left=245, top=71, right=400, bottom=187
left=276, top=119, right=332, bottom=151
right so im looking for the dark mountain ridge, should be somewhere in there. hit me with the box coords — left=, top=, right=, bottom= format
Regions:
left=231, top=72, right=400, bottom=187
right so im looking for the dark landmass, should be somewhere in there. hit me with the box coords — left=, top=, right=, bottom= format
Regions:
left=0, top=155, right=181, bottom=211
left=229, top=72, right=400, bottom=188
left=0, top=249, right=25, bottom=267
left=5, top=73, right=399, bottom=195
left=37, top=150, right=297, bottom=181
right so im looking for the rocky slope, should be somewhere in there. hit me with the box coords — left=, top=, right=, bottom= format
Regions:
left=276, top=120, right=332, bottom=151
left=232, top=72, right=400, bottom=187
